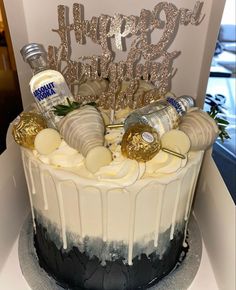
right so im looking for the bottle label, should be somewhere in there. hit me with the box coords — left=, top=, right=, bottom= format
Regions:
left=125, top=97, right=184, bottom=137
left=31, top=74, right=74, bottom=128
left=144, top=105, right=179, bottom=136
left=33, top=82, right=56, bottom=101
left=166, top=97, right=184, bottom=115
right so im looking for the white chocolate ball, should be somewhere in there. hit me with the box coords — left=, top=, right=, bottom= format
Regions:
left=161, top=129, right=191, bottom=154
left=85, top=146, right=112, bottom=174
left=34, top=128, right=61, bottom=155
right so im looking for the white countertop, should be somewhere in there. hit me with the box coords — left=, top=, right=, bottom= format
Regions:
left=0, top=231, right=218, bottom=290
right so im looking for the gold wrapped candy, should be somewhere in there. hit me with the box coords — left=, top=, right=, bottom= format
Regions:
left=12, top=112, right=47, bottom=149
left=121, top=124, right=161, bottom=162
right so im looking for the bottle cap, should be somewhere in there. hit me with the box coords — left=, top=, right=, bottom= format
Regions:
left=20, top=43, right=46, bottom=62
left=177, top=95, right=195, bottom=111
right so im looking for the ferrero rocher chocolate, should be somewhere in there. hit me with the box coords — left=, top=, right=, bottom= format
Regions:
left=12, top=112, right=47, bottom=149
left=121, top=124, right=161, bottom=162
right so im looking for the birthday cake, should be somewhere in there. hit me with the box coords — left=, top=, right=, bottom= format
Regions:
left=12, top=2, right=221, bottom=289
left=20, top=124, right=203, bottom=290
left=16, top=92, right=219, bottom=289
left=16, top=80, right=219, bottom=290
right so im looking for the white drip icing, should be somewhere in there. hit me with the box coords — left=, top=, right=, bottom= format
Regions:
left=183, top=165, right=200, bottom=247
left=21, top=147, right=204, bottom=263
left=184, top=166, right=197, bottom=221
left=101, top=190, right=108, bottom=242
left=22, top=152, right=36, bottom=229
left=128, top=190, right=137, bottom=265
left=154, top=185, right=165, bottom=247
left=183, top=240, right=188, bottom=248
left=170, top=179, right=182, bottom=240
left=40, top=171, right=48, bottom=210
left=56, top=182, right=67, bottom=249
left=183, top=219, right=189, bottom=248
left=28, top=160, right=36, bottom=194
left=75, top=185, right=83, bottom=238
left=187, top=165, right=201, bottom=219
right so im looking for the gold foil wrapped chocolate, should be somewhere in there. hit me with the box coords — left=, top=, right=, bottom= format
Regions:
left=121, top=124, right=161, bottom=162
left=12, top=112, right=47, bottom=149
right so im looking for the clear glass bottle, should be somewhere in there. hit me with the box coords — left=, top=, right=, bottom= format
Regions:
left=20, top=43, right=75, bottom=128
left=124, top=95, right=195, bottom=136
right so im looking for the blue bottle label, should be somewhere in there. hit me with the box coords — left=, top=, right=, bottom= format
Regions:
left=33, top=82, right=56, bottom=101
left=166, top=97, right=184, bottom=115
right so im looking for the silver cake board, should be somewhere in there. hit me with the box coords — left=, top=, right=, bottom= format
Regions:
left=18, top=214, right=202, bottom=290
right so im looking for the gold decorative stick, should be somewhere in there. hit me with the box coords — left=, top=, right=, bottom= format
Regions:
left=162, top=147, right=186, bottom=159
left=106, top=123, right=124, bottom=129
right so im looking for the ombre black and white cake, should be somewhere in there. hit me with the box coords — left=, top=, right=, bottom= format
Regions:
left=21, top=112, right=203, bottom=289
left=16, top=1, right=217, bottom=287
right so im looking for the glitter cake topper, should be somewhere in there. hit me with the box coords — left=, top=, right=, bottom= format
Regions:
left=48, top=1, right=204, bottom=109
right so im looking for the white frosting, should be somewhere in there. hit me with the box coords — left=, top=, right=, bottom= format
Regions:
left=33, top=137, right=187, bottom=186
left=95, top=154, right=145, bottom=186
left=33, top=140, right=84, bottom=168
left=145, top=149, right=187, bottom=176
left=22, top=145, right=203, bottom=265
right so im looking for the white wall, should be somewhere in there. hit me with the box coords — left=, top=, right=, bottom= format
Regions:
left=194, top=149, right=235, bottom=290
left=221, top=0, right=235, bottom=24
left=192, top=1, right=235, bottom=289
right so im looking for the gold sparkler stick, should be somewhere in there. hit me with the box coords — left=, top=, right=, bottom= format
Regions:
left=161, top=147, right=186, bottom=159
left=106, top=123, right=124, bottom=129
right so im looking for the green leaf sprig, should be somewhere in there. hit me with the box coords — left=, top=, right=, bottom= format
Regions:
left=53, top=98, right=97, bottom=117
left=207, top=106, right=230, bottom=142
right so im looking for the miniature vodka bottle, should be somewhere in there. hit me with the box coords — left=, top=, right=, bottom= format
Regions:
left=20, top=43, right=75, bottom=128
left=124, top=95, right=195, bottom=136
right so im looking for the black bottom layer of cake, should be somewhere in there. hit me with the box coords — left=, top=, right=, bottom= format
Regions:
left=34, top=221, right=187, bottom=290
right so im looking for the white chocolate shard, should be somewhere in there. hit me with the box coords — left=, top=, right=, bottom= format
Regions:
left=100, top=110, right=110, bottom=125
left=118, top=80, right=155, bottom=97
left=34, top=128, right=61, bottom=155
left=164, top=91, right=176, bottom=99
left=115, top=107, right=132, bottom=121
left=77, top=79, right=108, bottom=96
left=136, top=80, right=155, bottom=94
left=161, top=129, right=191, bottom=154
left=85, top=146, right=112, bottom=173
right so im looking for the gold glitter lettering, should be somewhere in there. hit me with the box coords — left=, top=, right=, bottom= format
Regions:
left=108, top=14, right=132, bottom=50
left=52, top=5, right=71, bottom=60
left=48, top=2, right=205, bottom=110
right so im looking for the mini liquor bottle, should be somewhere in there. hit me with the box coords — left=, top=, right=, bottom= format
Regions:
left=21, top=43, right=75, bottom=128
left=124, top=95, right=195, bottom=136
